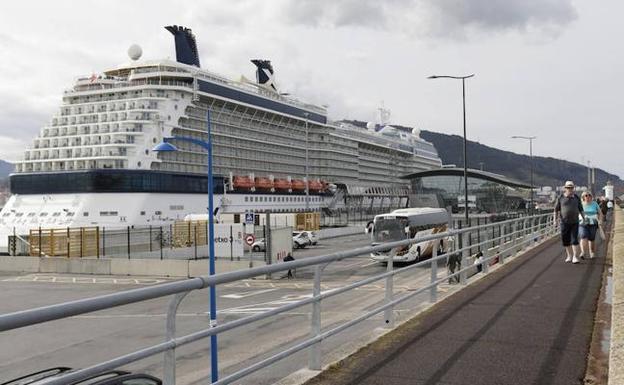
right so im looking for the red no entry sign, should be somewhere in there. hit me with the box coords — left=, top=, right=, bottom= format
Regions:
left=245, top=234, right=255, bottom=246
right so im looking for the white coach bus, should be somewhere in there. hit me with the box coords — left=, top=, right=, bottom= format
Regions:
left=367, top=207, right=452, bottom=263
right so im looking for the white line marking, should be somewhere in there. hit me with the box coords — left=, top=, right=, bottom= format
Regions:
left=361, top=261, right=380, bottom=268
left=221, top=288, right=278, bottom=299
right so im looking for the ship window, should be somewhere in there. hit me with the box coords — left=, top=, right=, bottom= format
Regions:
left=52, top=212, right=61, bottom=217
left=15, top=212, right=24, bottom=217
left=169, top=205, right=184, bottom=210
left=39, top=212, right=48, bottom=217
left=27, top=212, right=36, bottom=217
left=2, top=213, right=10, bottom=217
left=66, top=212, right=75, bottom=216
left=244, top=196, right=248, bottom=202
left=145, top=149, right=149, bottom=155
left=83, top=212, right=89, bottom=216
left=155, top=211, right=162, bottom=215
left=140, top=211, right=146, bottom=215
left=100, top=211, right=118, bottom=216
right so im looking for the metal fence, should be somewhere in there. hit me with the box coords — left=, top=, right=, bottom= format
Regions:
left=9, top=222, right=263, bottom=261
left=0, top=213, right=556, bottom=384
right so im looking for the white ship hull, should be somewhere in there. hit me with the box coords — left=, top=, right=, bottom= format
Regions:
left=0, top=191, right=335, bottom=253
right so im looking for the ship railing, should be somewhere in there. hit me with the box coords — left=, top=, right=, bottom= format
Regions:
left=65, top=79, right=193, bottom=95
left=0, top=214, right=556, bottom=385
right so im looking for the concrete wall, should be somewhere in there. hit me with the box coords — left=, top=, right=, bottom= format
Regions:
left=610, top=208, right=623, bottom=385
left=0, top=256, right=266, bottom=278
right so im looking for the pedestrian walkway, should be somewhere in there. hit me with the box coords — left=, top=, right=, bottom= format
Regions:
left=306, top=227, right=607, bottom=385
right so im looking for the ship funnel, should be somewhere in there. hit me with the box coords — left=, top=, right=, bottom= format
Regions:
left=251, top=59, right=277, bottom=91
left=165, top=25, right=201, bottom=67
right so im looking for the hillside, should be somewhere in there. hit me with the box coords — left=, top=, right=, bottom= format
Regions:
left=419, top=130, right=623, bottom=192
left=0, top=160, right=12, bottom=179
left=340, top=120, right=623, bottom=194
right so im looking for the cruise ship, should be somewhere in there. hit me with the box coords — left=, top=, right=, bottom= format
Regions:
left=0, top=26, right=441, bottom=252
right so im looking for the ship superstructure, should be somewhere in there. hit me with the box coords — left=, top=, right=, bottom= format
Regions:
left=0, top=25, right=441, bottom=252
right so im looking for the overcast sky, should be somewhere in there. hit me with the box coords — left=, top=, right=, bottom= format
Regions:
left=0, top=0, right=622, bottom=179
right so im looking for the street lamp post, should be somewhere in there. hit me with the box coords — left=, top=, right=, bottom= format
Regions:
left=303, top=112, right=310, bottom=211
left=153, top=111, right=219, bottom=383
left=428, top=74, right=474, bottom=225
left=511, top=135, right=536, bottom=215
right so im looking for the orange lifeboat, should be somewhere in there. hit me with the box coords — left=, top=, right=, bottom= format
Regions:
left=309, top=180, right=323, bottom=192
left=233, top=175, right=254, bottom=190
left=254, top=177, right=273, bottom=191
left=291, top=179, right=306, bottom=191
left=274, top=178, right=292, bottom=191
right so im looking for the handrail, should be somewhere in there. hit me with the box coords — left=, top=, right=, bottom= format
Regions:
left=0, top=213, right=554, bottom=385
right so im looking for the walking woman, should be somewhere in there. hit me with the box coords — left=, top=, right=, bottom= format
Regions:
left=579, top=191, right=603, bottom=259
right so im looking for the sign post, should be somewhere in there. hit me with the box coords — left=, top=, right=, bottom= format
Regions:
left=245, top=233, right=255, bottom=268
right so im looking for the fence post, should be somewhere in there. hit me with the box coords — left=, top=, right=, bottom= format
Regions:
left=308, top=265, right=323, bottom=371
left=384, top=250, right=395, bottom=328
left=194, top=223, right=198, bottom=260
left=149, top=225, right=153, bottom=253
left=127, top=226, right=131, bottom=259
left=500, top=224, right=506, bottom=264
left=80, top=227, right=84, bottom=258
left=164, top=292, right=189, bottom=385
left=482, top=228, right=490, bottom=274
left=160, top=226, right=164, bottom=260
left=11, top=227, right=16, bottom=256
left=38, top=227, right=42, bottom=258
left=96, top=227, right=100, bottom=259
left=460, top=231, right=469, bottom=285
left=67, top=227, right=71, bottom=258
left=170, top=224, right=173, bottom=250
left=50, top=229, right=55, bottom=257
left=102, top=227, right=106, bottom=257
left=430, top=250, right=438, bottom=303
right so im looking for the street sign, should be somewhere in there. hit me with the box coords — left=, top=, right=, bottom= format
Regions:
left=245, top=234, right=255, bottom=246
left=245, top=212, right=254, bottom=225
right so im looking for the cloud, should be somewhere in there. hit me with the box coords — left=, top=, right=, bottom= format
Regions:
left=278, top=0, right=578, bottom=39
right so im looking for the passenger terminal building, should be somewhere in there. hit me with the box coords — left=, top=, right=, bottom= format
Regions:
left=402, top=168, right=532, bottom=214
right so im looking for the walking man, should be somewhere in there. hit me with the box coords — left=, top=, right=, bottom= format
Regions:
left=283, top=252, right=295, bottom=279
left=554, top=181, right=586, bottom=264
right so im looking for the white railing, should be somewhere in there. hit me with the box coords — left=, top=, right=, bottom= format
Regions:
left=0, top=214, right=556, bottom=384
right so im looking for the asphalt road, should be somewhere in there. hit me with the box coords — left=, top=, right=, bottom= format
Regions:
left=0, top=233, right=442, bottom=384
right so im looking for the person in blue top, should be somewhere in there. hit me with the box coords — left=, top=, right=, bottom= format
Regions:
left=579, top=191, right=603, bottom=259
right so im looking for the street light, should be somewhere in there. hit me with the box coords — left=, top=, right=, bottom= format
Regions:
left=428, top=74, right=475, bottom=225
left=303, top=112, right=310, bottom=211
left=152, top=110, right=219, bottom=383
left=511, top=135, right=536, bottom=215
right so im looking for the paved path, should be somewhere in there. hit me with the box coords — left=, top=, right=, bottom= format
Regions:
left=306, top=230, right=607, bottom=385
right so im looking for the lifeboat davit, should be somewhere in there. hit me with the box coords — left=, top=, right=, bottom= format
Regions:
left=291, top=179, right=306, bottom=191
left=233, top=175, right=254, bottom=190
left=274, top=178, right=292, bottom=191
left=255, top=177, right=273, bottom=191
left=308, top=180, right=323, bottom=192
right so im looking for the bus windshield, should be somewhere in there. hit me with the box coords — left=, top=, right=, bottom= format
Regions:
left=372, top=216, right=408, bottom=243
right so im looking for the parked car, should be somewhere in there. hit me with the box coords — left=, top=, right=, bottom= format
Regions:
left=292, top=232, right=309, bottom=249
left=298, top=231, right=319, bottom=245
left=251, top=238, right=266, bottom=252
left=1, top=367, right=162, bottom=385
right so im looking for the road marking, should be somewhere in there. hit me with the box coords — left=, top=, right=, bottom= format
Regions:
left=361, top=261, right=380, bottom=268
left=1, top=275, right=168, bottom=285
left=221, top=288, right=278, bottom=299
